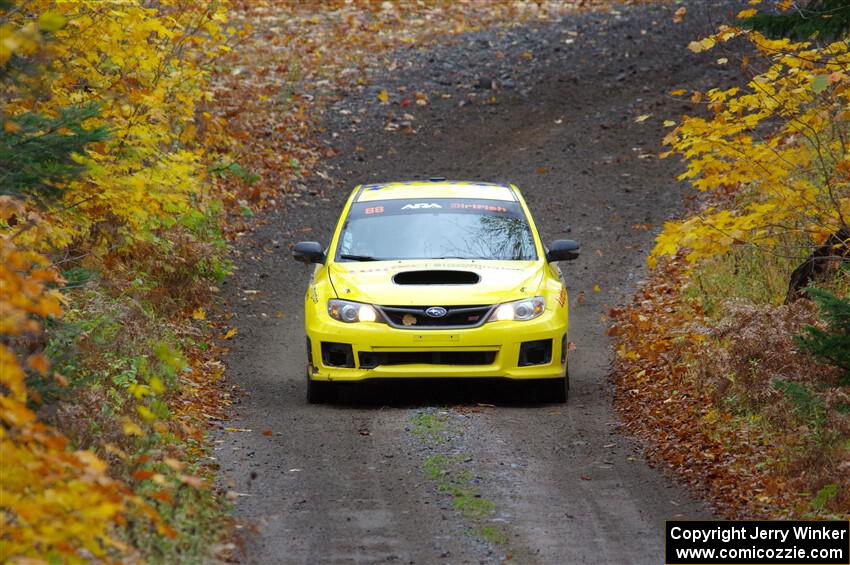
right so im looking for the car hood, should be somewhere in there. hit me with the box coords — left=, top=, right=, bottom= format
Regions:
left=328, top=259, right=545, bottom=306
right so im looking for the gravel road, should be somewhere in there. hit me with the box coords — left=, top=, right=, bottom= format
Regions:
left=216, top=2, right=744, bottom=563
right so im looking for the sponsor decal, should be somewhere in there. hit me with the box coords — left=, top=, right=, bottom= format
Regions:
left=401, top=203, right=442, bottom=210
left=449, top=203, right=507, bottom=212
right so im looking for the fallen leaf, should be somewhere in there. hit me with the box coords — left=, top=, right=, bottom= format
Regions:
left=377, top=89, right=390, bottom=104
left=53, top=372, right=68, bottom=387
left=163, top=457, right=184, bottom=471
left=151, top=490, right=175, bottom=504
left=179, top=474, right=204, bottom=488
left=634, top=114, right=651, bottom=123
left=123, top=421, right=144, bottom=436
left=26, top=353, right=49, bottom=375
left=223, top=328, right=237, bottom=340
left=132, top=470, right=155, bottom=481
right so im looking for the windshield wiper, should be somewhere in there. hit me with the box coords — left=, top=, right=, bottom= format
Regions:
left=339, top=254, right=387, bottom=262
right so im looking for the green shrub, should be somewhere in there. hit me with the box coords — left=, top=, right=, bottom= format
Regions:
left=797, top=287, right=850, bottom=385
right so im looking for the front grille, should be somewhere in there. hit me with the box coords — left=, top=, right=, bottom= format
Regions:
left=377, top=304, right=494, bottom=329
left=359, top=351, right=496, bottom=368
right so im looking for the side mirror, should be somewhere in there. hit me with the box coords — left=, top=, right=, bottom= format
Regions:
left=293, top=241, right=325, bottom=264
left=546, top=239, right=580, bottom=262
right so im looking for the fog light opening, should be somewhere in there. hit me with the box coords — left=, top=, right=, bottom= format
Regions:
left=518, top=339, right=553, bottom=367
left=321, top=342, right=355, bottom=368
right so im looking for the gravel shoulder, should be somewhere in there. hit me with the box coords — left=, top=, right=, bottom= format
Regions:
left=216, top=3, right=743, bottom=563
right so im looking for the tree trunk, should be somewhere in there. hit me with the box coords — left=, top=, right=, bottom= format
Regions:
left=785, top=228, right=850, bottom=303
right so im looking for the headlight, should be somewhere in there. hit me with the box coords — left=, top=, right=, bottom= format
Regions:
left=328, top=299, right=378, bottom=323
left=490, top=296, right=545, bottom=322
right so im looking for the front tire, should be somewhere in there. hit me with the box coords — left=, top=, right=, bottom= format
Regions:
left=306, top=366, right=336, bottom=404
left=539, top=376, right=568, bottom=404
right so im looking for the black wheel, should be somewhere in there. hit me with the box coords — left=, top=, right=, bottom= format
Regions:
left=306, top=364, right=336, bottom=404
left=519, top=377, right=567, bottom=404
left=541, top=376, right=568, bottom=404
left=307, top=377, right=336, bottom=404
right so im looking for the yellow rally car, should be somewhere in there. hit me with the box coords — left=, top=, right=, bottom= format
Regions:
left=293, top=179, right=579, bottom=403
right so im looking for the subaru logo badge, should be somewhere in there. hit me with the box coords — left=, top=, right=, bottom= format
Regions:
left=425, top=306, right=447, bottom=318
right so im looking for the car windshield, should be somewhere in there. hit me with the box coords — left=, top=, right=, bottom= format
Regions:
left=335, top=198, right=537, bottom=261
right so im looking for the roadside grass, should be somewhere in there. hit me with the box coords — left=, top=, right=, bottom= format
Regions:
left=683, top=246, right=801, bottom=318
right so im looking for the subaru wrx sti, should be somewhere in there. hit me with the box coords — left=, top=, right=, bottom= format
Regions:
left=294, top=179, right=579, bottom=403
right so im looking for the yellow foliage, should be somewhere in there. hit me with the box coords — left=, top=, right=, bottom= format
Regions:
left=0, top=0, right=232, bottom=559
left=3, top=0, right=231, bottom=249
left=0, top=234, right=132, bottom=561
left=653, top=31, right=850, bottom=266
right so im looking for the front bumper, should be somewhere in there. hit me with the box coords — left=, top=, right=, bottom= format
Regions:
left=307, top=310, right=567, bottom=382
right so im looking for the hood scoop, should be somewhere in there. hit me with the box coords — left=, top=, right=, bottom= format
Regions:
left=393, top=270, right=481, bottom=285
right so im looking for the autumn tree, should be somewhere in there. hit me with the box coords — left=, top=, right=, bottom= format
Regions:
left=652, top=21, right=850, bottom=271
left=1, top=1, right=229, bottom=559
